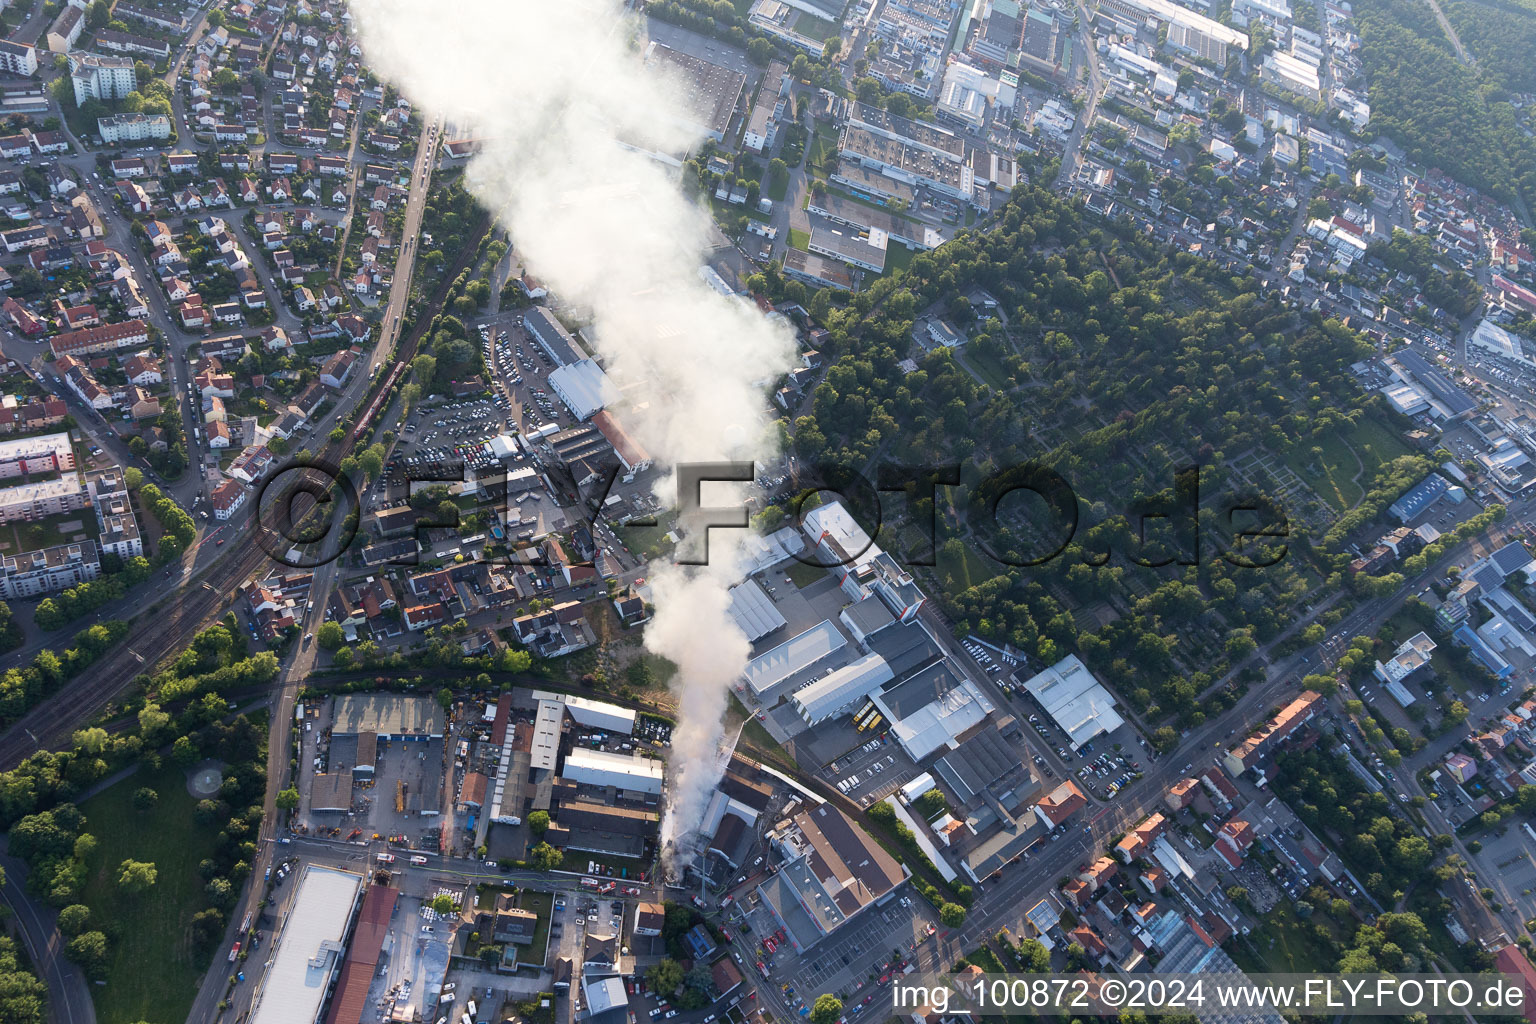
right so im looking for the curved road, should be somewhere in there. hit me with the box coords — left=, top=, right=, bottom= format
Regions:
left=0, top=840, right=94, bottom=1024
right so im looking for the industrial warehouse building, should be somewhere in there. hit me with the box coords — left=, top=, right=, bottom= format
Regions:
left=248, top=866, right=364, bottom=1024
left=727, top=579, right=787, bottom=642
left=869, top=659, right=993, bottom=762
left=1020, top=654, right=1125, bottom=749
left=757, top=803, right=907, bottom=951
left=742, top=618, right=848, bottom=698
left=562, top=747, right=664, bottom=797
left=548, top=359, right=615, bottom=421
left=791, top=652, right=894, bottom=724
left=323, top=884, right=398, bottom=1024
left=331, top=694, right=445, bottom=740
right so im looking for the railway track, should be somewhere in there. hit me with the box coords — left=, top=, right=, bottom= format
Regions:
left=0, top=214, right=494, bottom=771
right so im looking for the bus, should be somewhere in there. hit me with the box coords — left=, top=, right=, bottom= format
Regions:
left=858, top=713, right=883, bottom=733
left=851, top=702, right=877, bottom=728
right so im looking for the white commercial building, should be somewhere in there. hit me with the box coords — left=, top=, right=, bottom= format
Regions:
left=727, top=579, right=788, bottom=642
left=547, top=358, right=615, bottom=421
left=741, top=618, right=848, bottom=698
left=1020, top=654, right=1125, bottom=749
left=69, top=52, right=135, bottom=105
left=97, top=112, right=170, bottom=144
left=247, top=866, right=362, bottom=1024
left=562, top=747, right=664, bottom=796
left=1469, top=319, right=1536, bottom=369
left=563, top=694, right=637, bottom=735
left=791, top=652, right=894, bottom=724
left=1262, top=51, right=1322, bottom=100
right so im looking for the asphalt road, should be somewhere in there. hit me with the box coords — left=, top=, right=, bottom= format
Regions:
left=0, top=839, right=94, bottom=1024
left=181, top=117, right=442, bottom=1024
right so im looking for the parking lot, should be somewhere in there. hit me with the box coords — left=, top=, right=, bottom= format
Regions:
left=740, top=889, right=936, bottom=1005
left=823, top=737, right=921, bottom=808
left=295, top=700, right=449, bottom=850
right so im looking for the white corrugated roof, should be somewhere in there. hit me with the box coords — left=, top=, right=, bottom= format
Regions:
left=548, top=358, right=614, bottom=420
left=728, top=580, right=787, bottom=641
left=249, top=866, right=361, bottom=1024
left=792, top=652, right=893, bottom=723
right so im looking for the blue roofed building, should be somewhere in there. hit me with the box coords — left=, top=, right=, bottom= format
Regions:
left=684, top=923, right=716, bottom=961
left=1388, top=473, right=1460, bottom=523
left=1453, top=624, right=1514, bottom=679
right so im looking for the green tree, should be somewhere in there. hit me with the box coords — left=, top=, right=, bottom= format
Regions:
left=647, top=957, right=684, bottom=995
left=429, top=894, right=458, bottom=915
left=315, top=621, right=345, bottom=651
left=86, top=0, right=110, bottom=28
left=939, top=902, right=966, bottom=927
left=131, top=787, right=157, bottom=812
left=57, top=904, right=90, bottom=937
left=810, top=995, right=843, bottom=1024
left=276, top=787, right=299, bottom=811
left=64, top=932, right=108, bottom=978
left=527, top=810, right=550, bottom=835
left=529, top=841, right=562, bottom=871
left=116, top=859, right=157, bottom=894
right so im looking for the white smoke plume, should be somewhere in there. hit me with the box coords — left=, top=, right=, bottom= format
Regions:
left=351, top=0, right=796, bottom=871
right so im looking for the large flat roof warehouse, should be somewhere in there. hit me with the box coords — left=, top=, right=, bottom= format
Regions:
left=791, top=652, right=894, bottom=724
left=562, top=747, right=665, bottom=796
left=562, top=694, right=637, bottom=734
left=248, top=866, right=362, bottom=1024
left=873, top=660, right=994, bottom=762
left=742, top=619, right=848, bottom=697
left=331, top=694, right=445, bottom=739
left=1391, top=347, right=1477, bottom=419
left=760, top=803, right=906, bottom=948
left=1020, top=654, right=1125, bottom=749
left=728, top=579, right=788, bottom=642
left=645, top=42, right=747, bottom=142
left=548, top=359, right=615, bottom=421
left=524, top=307, right=586, bottom=367
left=532, top=699, right=563, bottom=771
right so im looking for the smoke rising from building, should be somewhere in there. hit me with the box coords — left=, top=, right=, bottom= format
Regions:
left=351, top=0, right=795, bottom=872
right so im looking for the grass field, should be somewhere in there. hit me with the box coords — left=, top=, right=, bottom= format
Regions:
left=880, top=242, right=915, bottom=278
left=1284, top=415, right=1415, bottom=513
left=808, top=125, right=840, bottom=176
left=784, top=559, right=827, bottom=588
left=79, top=764, right=222, bottom=1024
left=1228, top=903, right=1340, bottom=974
left=937, top=539, right=1007, bottom=598
left=788, top=227, right=811, bottom=251
left=519, top=888, right=554, bottom=966
left=615, top=512, right=676, bottom=561
left=956, top=344, right=1011, bottom=391
left=794, top=13, right=840, bottom=41
left=767, top=164, right=789, bottom=201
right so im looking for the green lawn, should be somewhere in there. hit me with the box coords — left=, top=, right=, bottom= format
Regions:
left=613, top=512, right=676, bottom=561
left=767, top=165, right=789, bottom=201
left=1284, top=414, right=1414, bottom=513
left=936, top=540, right=1007, bottom=599
left=794, top=13, right=840, bottom=40
left=1228, top=903, right=1340, bottom=974
left=808, top=125, right=840, bottom=176
left=880, top=242, right=916, bottom=279
left=783, top=559, right=827, bottom=588
left=729, top=693, right=789, bottom=769
left=788, top=227, right=811, bottom=251
left=519, top=888, right=554, bottom=966
left=78, top=764, right=223, bottom=1024
left=956, top=343, right=1012, bottom=391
